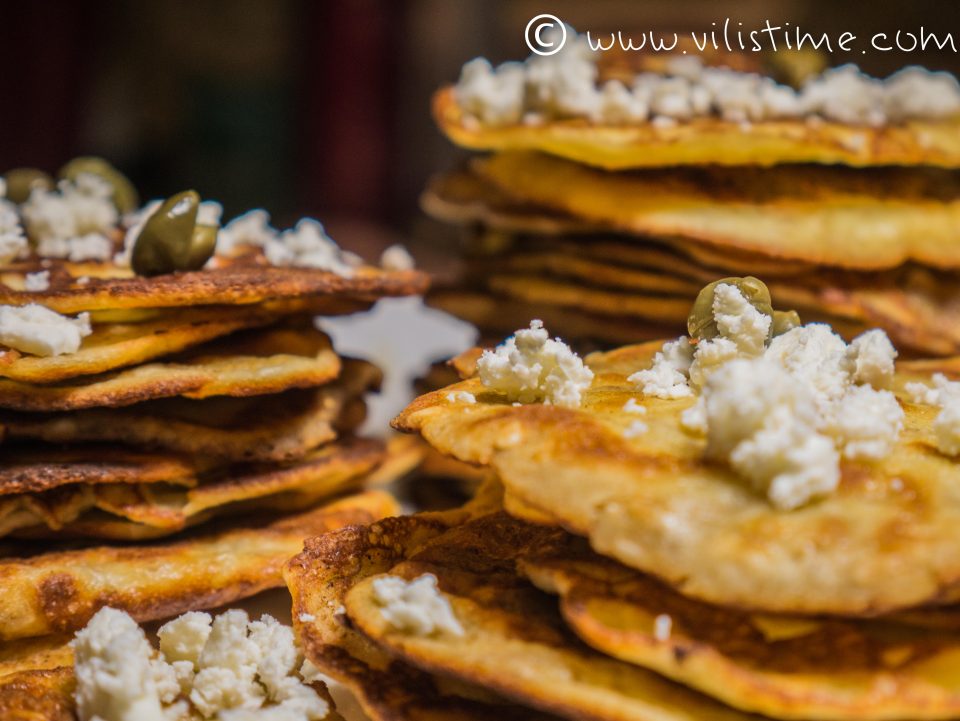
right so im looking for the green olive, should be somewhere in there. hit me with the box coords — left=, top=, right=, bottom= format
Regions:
left=687, top=276, right=774, bottom=341
left=772, top=309, right=802, bottom=336
left=59, top=156, right=139, bottom=214
left=3, top=168, right=53, bottom=203
left=132, top=190, right=216, bottom=276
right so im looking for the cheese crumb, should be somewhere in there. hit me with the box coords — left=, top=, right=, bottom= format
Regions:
left=264, top=219, right=355, bottom=276
left=218, top=209, right=278, bottom=256
left=905, top=373, right=960, bottom=456
left=21, top=174, right=118, bottom=257
left=297, top=614, right=316, bottom=624
left=0, top=197, right=27, bottom=264
left=821, top=385, right=904, bottom=460
left=845, top=329, right=897, bottom=388
left=0, top=304, right=91, bottom=356
left=653, top=614, right=673, bottom=642
left=703, top=359, right=840, bottom=510
left=371, top=574, right=464, bottom=637
left=74, top=608, right=329, bottom=721
left=622, top=398, right=647, bottom=414
left=36, top=232, right=113, bottom=262
left=380, top=244, right=415, bottom=271
left=446, top=390, right=476, bottom=404
left=623, top=420, right=648, bottom=438
left=628, top=337, right=694, bottom=399
left=24, top=270, right=50, bottom=291
left=477, top=319, right=593, bottom=408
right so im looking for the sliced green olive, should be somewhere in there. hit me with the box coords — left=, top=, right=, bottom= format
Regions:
left=132, top=190, right=216, bottom=276
left=4, top=168, right=53, bottom=203
left=59, top=156, right=139, bottom=214
left=772, top=309, right=802, bottom=336
left=687, top=276, right=774, bottom=341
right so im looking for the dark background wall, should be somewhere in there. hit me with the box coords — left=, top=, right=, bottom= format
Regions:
left=1, top=0, right=957, bottom=250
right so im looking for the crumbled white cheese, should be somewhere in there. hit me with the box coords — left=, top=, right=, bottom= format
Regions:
left=711, top=283, right=771, bottom=355
left=703, top=359, right=840, bottom=510
left=903, top=373, right=960, bottom=456
left=765, top=324, right=851, bottom=411
left=0, top=304, right=91, bottom=356
left=24, top=270, right=50, bottom=291
left=845, top=329, right=897, bottom=388
left=21, top=174, right=118, bottom=255
left=622, top=398, right=647, bottom=414
left=197, top=201, right=223, bottom=227
left=264, top=219, right=354, bottom=276
left=821, top=385, right=904, bottom=460
left=371, top=573, right=464, bottom=637
left=455, top=58, right=526, bottom=126
left=72, top=607, right=185, bottom=721
left=446, top=390, right=476, bottom=404
left=36, top=231, right=113, bottom=262
left=0, top=198, right=27, bottom=263
left=477, top=319, right=594, bottom=408
left=217, top=209, right=279, bottom=256
left=74, top=608, right=329, bottom=721
left=688, top=336, right=740, bottom=389
left=628, top=337, right=694, bottom=399
left=297, top=614, right=316, bottom=624
left=454, top=33, right=960, bottom=127
left=623, top=420, right=648, bottom=438
left=653, top=614, right=673, bottom=642
left=380, top=244, right=415, bottom=271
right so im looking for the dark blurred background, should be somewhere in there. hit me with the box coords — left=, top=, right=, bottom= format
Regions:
left=2, top=0, right=959, bottom=252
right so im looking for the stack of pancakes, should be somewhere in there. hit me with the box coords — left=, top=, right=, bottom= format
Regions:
left=0, top=180, right=429, bottom=668
left=423, top=44, right=960, bottom=356
left=284, top=333, right=960, bottom=721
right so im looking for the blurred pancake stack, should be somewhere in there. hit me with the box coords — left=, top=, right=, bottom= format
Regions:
left=422, top=29, right=960, bottom=355
left=0, top=159, right=427, bottom=647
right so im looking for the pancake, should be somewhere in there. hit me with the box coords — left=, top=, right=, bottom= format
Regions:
left=341, top=511, right=761, bottom=721
left=434, top=85, right=960, bottom=169
left=0, top=445, right=198, bottom=496
left=0, top=305, right=287, bottom=385
left=428, top=289, right=679, bottom=347
left=521, top=526, right=960, bottom=721
left=473, top=152, right=960, bottom=270
left=4, top=360, right=380, bottom=461
left=395, top=341, right=960, bottom=615
left=0, top=666, right=75, bottom=721
left=0, top=488, right=398, bottom=641
left=0, top=261, right=428, bottom=313
left=286, top=489, right=552, bottom=721
left=0, top=323, right=341, bottom=411
left=3, top=437, right=383, bottom=540
left=0, top=635, right=73, bottom=679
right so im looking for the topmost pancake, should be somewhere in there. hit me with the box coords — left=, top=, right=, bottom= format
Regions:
left=438, top=30, right=960, bottom=169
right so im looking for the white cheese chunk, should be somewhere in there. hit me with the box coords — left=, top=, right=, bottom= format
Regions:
left=821, top=385, right=904, bottom=460
left=36, top=231, right=113, bottom=262
left=446, top=390, right=476, bottom=404
left=371, top=573, right=464, bottom=637
left=24, top=270, right=51, bottom=291
left=74, top=608, right=329, bottom=721
left=477, top=319, right=593, bottom=408
left=217, top=209, right=278, bottom=256
left=712, top=283, right=771, bottom=355
left=264, top=219, right=354, bottom=276
left=765, top=324, right=851, bottom=410
left=0, top=199, right=27, bottom=263
left=703, top=358, right=840, bottom=510
left=622, top=398, right=647, bottom=414
left=455, top=58, right=526, bottom=126
left=885, top=66, right=960, bottom=122
left=845, top=329, right=897, bottom=388
left=0, top=303, right=91, bottom=356
left=628, top=336, right=694, bottom=399
left=21, top=174, right=118, bottom=254
left=623, top=420, right=649, bottom=438
left=380, top=243, right=415, bottom=271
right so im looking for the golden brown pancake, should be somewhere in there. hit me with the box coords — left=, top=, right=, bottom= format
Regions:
left=0, top=489, right=398, bottom=641
left=435, top=85, right=960, bottom=169
left=473, top=152, right=960, bottom=270
left=285, top=500, right=566, bottom=721
left=340, top=511, right=762, bottom=721
left=0, top=262, right=428, bottom=313
left=3, top=437, right=383, bottom=540
left=0, top=635, right=73, bottom=679
left=521, top=525, right=960, bottom=721
left=394, top=341, right=960, bottom=615
left=4, top=360, right=380, bottom=462
left=0, top=323, right=341, bottom=411
left=0, top=666, right=76, bottom=720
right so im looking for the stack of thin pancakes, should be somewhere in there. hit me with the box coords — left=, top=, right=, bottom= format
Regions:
left=281, top=340, right=960, bottom=721
left=0, top=198, right=430, bottom=708
left=422, top=46, right=960, bottom=356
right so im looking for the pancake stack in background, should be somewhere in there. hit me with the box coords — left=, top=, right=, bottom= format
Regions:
left=421, top=30, right=960, bottom=355
left=0, top=159, right=427, bottom=649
